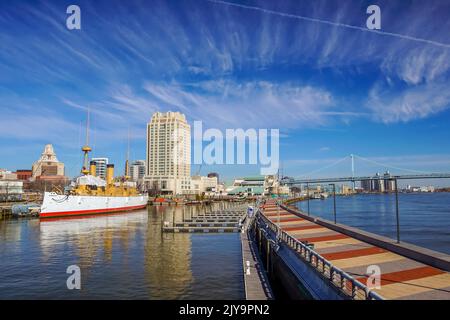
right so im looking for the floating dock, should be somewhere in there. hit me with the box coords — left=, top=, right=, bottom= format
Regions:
left=255, top=200, right=450, bottom=300
left=162, top=206, right=248, bottom=233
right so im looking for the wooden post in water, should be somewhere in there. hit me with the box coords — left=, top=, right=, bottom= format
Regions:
left=172, top=207, right=175, bottom=228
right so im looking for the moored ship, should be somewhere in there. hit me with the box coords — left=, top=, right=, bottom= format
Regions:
left=40, top=162, right=148, bottom=219
left=40, top=123, right=148, bottom=218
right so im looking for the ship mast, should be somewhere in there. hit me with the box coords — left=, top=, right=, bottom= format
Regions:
left=124, top=127, right=130, bottom=181
left=81, top=108, right=92, bottom=175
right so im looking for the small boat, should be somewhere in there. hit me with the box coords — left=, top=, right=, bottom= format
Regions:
left=11, top=203, right=40, bottom=217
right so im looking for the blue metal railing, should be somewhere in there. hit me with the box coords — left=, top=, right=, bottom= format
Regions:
left=255, top=209, right=384, bottom=300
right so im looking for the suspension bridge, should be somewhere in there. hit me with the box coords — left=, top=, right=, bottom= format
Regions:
left=286, top=153, right=450, bottom=184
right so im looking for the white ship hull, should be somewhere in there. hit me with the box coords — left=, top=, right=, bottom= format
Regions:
left=40, top=192, right=148, bottom=219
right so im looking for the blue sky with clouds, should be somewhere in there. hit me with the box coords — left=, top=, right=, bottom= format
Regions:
left=1, top=0, right=450, bottom=182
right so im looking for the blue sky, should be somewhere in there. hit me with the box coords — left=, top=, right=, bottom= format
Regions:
left=1, top=0, right=450, bottom=183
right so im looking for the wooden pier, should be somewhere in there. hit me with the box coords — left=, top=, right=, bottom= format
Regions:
left=0, top=205, right=12, bottom=219
left=258, top=200, right=450, bottom=300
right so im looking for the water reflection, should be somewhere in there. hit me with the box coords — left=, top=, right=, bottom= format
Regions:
left=145, top=206, right=193, bottom=299
left=39, top=212, right=149, bottom=272
left=0, top=202, right=244, bottom=299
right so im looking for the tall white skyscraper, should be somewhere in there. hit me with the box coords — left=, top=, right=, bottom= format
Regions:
left=92, top=157, right=109, bottom=179
left=145, top=112, right=191, bottom=195
left=130, top=160, right=146, bottom=182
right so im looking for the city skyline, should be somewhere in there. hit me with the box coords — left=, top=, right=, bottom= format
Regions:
left=1, top=0, right=450, bottom=181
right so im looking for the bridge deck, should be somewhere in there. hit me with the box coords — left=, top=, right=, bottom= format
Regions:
left=261, top=202, right=450, bottom=300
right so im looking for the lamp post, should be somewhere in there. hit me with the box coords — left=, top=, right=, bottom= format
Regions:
left=394, top=178, right=400, bottom=243
left=329, top=183, right=336, bottom=224
left=306, top=182, right=310, bottom=216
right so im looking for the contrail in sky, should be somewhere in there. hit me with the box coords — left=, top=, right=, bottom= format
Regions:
left=206, top=0, right=450, bottom=49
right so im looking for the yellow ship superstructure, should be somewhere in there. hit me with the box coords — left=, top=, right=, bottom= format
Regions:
left=71, top=161, right=139, bottom=197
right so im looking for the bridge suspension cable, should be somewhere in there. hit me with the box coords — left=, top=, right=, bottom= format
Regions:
left=295, top=155, right=350, bottom=179
left=353, top=154, right=434, bottom=174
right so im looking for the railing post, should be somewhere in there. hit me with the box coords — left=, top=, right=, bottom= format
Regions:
left=394, top=178, right=400, bottom=243
left=328, top=183, right=337, bottom=224
left=258, top=228, right=262, bottom=252
left=351, top=282, right=357, bottom=299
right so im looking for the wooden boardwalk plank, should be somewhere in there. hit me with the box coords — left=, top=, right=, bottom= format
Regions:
left=260, top=200, right=450, bottom=300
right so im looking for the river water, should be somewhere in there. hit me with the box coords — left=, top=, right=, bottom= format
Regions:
left=295, top=192, right=450, bottom=255
left=0, top=203, right=244, bottom=299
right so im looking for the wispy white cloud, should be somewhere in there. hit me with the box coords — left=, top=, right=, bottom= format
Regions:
left=367, top=81, right=450, bottom=123
left=1, top=0, right=450, bottom=177
left=141, top=79, right=362, bottom=129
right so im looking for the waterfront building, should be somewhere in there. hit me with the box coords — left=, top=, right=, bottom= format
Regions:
left=361, top=171, right=388, bottom=192
left=361, top=171, right=396, bottom=193
left=216, top=183, right=225, bottom=195
left=227, top=175, right=289, bottom=196
left=14, top=169, right=32, bottom=181
left=31, top=144, right=66, bottom=181
left=0, top=169, right=23, bottom=201
left=129, top=160, right=146, bottom=182
left=191, top=175, right=218, bottom=195
left=0, top=180, right=23, bottom=201
left=207, top=172, right=219, bottom=181
left=145, top=111, right=191, bottom=195
left=92, top=157, right=109, bottom=179
left=0, top=169, right=17, bottom=180
left=361, top=179, right=371, bottom=192
left=420, top=186, right=435, bottom=192
left=341, top=185, right=353, bottom=195
left=227, top=176, right=265, bottom=196
left=383, top=171, right=395, bottom=192
left=372, top=173, right=385, bottom=192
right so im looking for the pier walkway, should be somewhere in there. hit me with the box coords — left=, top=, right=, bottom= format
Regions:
left=241, top=216, right=273, bottom=300
left=259, top=200, right=450, bottom=300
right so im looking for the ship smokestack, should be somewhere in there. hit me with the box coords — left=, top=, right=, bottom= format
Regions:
left=89, top=161, right=96, bottom=177
left=106, top=164, right=114, bottom=185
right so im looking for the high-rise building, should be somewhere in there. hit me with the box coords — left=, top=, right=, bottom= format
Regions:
left=130, top=160, right=146, bottom=182
left=372, top=173, right=385, bottom=192
left=32, top=144, right=65, bottom=180
left=145, top=111, right=191, bottom=195
left=361, top=171, right=396, bottom=192
left=92, top=157, right=109, bottom=179
left=383, top=170, right=395, bottom=192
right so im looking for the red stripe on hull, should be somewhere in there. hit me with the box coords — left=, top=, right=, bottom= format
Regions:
left=40, top=204, right=147, bottom=218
